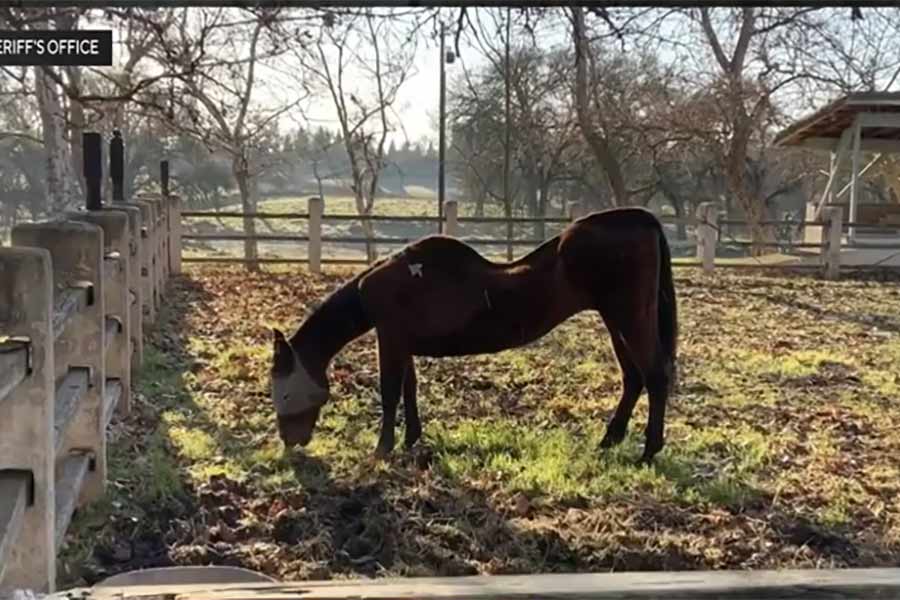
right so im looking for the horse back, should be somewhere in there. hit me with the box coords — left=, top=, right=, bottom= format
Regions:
left=559, top=207, right=664, bottom=302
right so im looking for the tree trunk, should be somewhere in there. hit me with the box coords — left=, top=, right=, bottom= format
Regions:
left=34, top=67, right=77, bottom=215
left=571, top=7, right=628, bottom=208
left=233, top=157, right=259, bottom=271
left=728, top=171, right=775, bottom=256
left=354, top=189, right=377, bottom=263
left=65, top=66, right=86, bottom=200
left=665, top=189, right=688, bottom=241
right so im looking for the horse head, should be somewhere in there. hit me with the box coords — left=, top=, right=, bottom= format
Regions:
left=270, top=328, right=329, bottom=447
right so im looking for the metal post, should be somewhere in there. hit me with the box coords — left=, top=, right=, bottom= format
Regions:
left=849, top=120, right=861, bottom=243
left=503, top=7, right=512, bottom=261
left=160, top=160, right=170, bottom=197
left=110, top=130, right=124, bottom=202
left=438, top=21, right=446, bottom=234
left=83, top=132, right=103, bottom=211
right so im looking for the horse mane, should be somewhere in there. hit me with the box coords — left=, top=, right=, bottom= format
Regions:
left=289, top=266, right=376, bottom=369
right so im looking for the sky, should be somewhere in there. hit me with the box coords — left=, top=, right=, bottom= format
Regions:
left=283, top=8, right=573, bottom=147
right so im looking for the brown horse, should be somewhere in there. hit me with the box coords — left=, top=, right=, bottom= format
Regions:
left=270, top=207, right=678, bottom=465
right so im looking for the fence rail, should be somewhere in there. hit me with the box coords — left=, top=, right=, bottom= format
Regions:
left=0, top=132, right=180, bottom=593
left=73, top=566, right=900, bottom=599
left=179, top=198, right=900, bottom=277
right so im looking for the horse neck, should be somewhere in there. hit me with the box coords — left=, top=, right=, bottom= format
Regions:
left=289, top=276, right=373, bottom=374
left=504, top=235, right=561, bottom=272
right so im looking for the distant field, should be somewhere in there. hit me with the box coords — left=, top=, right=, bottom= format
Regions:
left=60, top=266, right=900, bottom=584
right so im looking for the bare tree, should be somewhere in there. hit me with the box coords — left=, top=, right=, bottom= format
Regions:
left=292, top=9, right=418, bottom=263
left=143, top=7, right=307, bottom=270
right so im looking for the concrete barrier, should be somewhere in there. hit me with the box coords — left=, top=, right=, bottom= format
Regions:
left=0, top=132, right=174, bottom=593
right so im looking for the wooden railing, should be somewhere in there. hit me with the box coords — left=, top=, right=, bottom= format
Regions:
left=180, top=198, right=900, bottom=279
left=0, top=132, right=180, bottom=593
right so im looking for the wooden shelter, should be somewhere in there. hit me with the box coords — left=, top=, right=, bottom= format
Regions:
left=773, top=91, right=900, bottom=242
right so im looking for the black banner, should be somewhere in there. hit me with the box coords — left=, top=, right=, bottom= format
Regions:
left=0, top=30, right=112, bottom=66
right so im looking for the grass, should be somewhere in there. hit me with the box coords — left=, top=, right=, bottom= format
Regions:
left=58, top=265, right=900, bottom=585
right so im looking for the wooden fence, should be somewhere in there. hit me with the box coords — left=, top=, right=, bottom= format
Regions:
left=180, top=198, right=900, bottom=279
left=0, top=131, right=180, bottom=593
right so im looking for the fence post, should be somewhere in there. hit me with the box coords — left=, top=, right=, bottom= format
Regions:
left=823, top=206, right=842, bottom=280
left=139, top=195, right=165, bottom=301
left=696, top=202, right=718, bottom=273
left=803, top=202, right=821, bottom=245
left=131, top=200, right=157, bottom=325
left=308, top=196, right=323, bottom=274
left=444, top=200, right=459, bottom=237
left=110, top=130, right=124, bottom=203
left=0, top=247, right=56, bottom=592
left=103, top=205, right=143, bottom=370
left=169, top=193, right=182, bottom=275
left=160, top=160, right=169, bottom=197
left=12, top=221, right=107, bottom=505
left=67, top=210, right=132, bottom=417
left=568, top=202, right=585, bottom=221
left=156, top=195, right=170, bottom=284
left=83, top=132, right=103, bottom=211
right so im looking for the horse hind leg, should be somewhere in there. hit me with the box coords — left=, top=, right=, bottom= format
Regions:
left=599, top=320, right=644, bottom=449
left=402, top=356, right=422, bottom=449
left=601, top=306, right=671, bottom=466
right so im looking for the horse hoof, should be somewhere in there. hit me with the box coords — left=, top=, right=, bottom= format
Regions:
left=634, top=455, right=654, bottom=468
left=599, top=437, right=620, bottom=450
left=599, top=432, right=625, bottom=449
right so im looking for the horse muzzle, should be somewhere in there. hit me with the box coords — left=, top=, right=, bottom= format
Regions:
left=277, top=406, right=321, bottom=447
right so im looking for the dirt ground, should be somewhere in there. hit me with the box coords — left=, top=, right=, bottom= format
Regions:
left=59, top=265, right=900, bottom=586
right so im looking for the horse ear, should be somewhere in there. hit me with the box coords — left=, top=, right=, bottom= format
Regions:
left=272, top=328, right=294, bottom=375
left=272, top=327, right=294, bottom=376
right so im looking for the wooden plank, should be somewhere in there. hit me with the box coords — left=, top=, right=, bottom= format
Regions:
left=0, top=341, right=28, bottom=404
left=0, top=471, right=29, bottom=583
left=52, top=285, right=90, bottom=343
left=54, top=452, right=90, bottom=551
left=74, top=567, right=900, bottom=600
left=801, top=136, right=900, bottom=154
left=858, top=111, right=900, bottom=129
left=103, top=378, right=122, bottom=429
left=54, top=367, right=90, bottom=456
left=182, top=210, right=311, bottom=219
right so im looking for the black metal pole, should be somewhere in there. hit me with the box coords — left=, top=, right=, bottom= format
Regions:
left=160, top=160, right=170, bottom=196
left=438, top=21, right=446, bottom=235
left=110, top=130, right=124, bottom=202
left=83, top=132, right=102, bottom=211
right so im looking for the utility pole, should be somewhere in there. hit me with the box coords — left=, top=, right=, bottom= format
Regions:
left=503, top=7, right=512, bottom=261
left=438, top=20, right=447, bottom=234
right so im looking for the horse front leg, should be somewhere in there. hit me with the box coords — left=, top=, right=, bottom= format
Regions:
left=402, top=356, right=421, bottom=449
left=374, top=335, right=407, bottom=459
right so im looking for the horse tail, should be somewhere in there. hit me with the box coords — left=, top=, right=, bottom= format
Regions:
left=656, top=223, right=678, bottom=389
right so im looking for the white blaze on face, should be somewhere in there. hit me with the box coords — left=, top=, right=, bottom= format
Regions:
left=271, top=350, right=328, bottom=417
